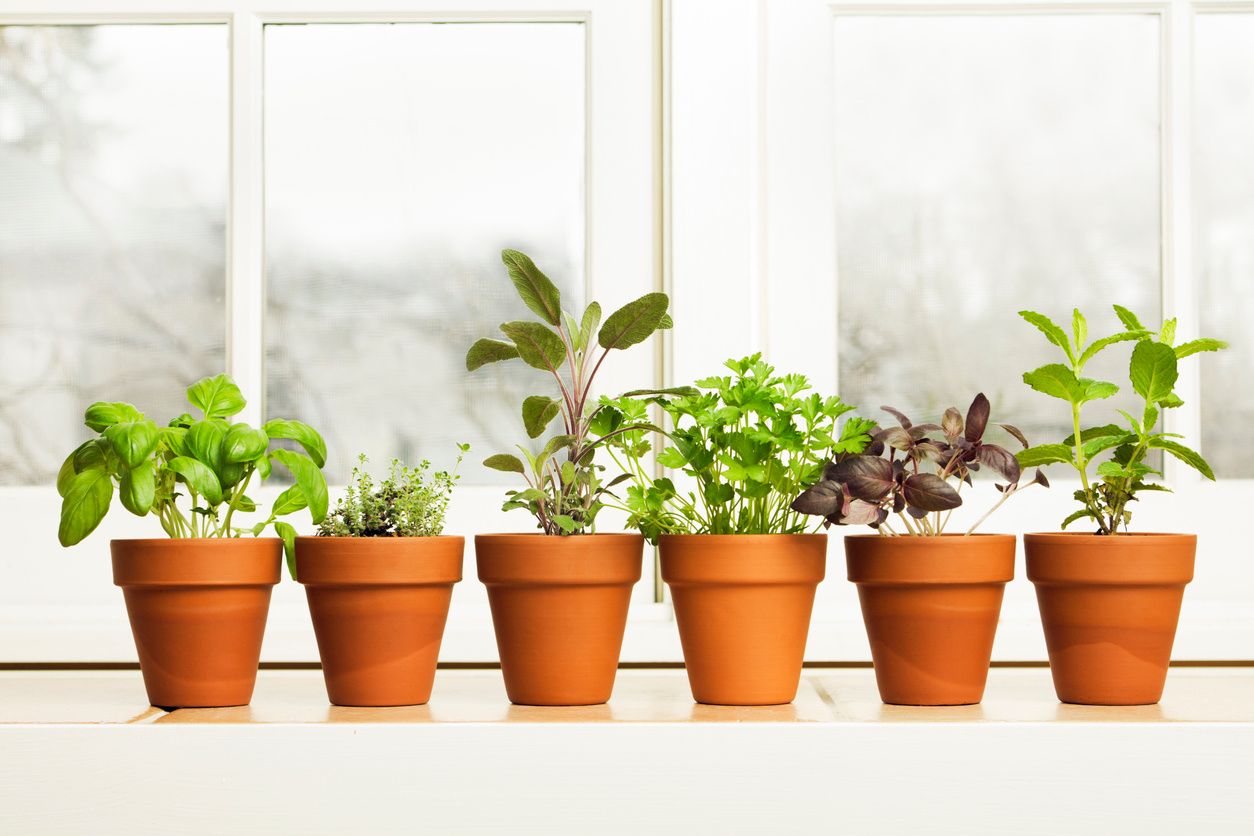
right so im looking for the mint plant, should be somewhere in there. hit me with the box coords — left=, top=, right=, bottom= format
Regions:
left=317, top=448, right=467, bottom=538
left=56, top=374, right=329, bottom=572
left=603, top=354, right=870, bottom=541
left=466, top=249, right=678, bottom=535
left=1016, top=305, right=1227, bottom=534
left=791, top=394, right=1047, bottom=535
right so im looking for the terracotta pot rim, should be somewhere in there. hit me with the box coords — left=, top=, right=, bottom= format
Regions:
left=475, top=532, right=643, bottom=540
left=476, top=534, right=644, bottom=586
left=111, top=537, right=282, bottom=545
left=295, top=534, right=464, bottom=542
left=845, top=533, right=1015, bottom=584
left=842, top=533, right=1015, bottom=541
left=296, top=536, right=464, bottom=586
left=111, top=538, right=281, bottom=587
left=1024, top=532, right=1196, bottom=542
left=659, top=533, right=827, bottom=543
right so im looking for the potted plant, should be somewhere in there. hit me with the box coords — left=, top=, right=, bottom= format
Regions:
left=466, top=249, right=676, bottom=706
left=605, top=354, right=865, bottom=705
left=296, top=451, right=467, bottom=707
left=791, top=395, right=1048, bottom=705
left=56, top=374, right=328, bottom=708
left=1016, top=306, right=1226, bottom=705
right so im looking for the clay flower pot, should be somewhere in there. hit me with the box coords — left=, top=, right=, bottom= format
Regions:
left=660, top=534, right=825, bottom=706
left=1025, top=532, right=1196, bottom=706
left=475, top=533, right=643, bottom=706
left=845, top=534, right=1014, bottom=706
left=111, top=538, right=280, bottom=709
left=296, top=536, right=463, bottom=707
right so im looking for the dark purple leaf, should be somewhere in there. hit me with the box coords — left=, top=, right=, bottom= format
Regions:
left=831, top=456, right=895, bottom=502
left=790, top=480, right=844, bottom=517
left=875, top=427, right=914, bottom=452
left=977, top=443, right=1022, bottom=483
left=909, top=423, right=941, bottom=438
left=865, top=439, right=885, bottom=457
left=907, top=504, right=929, bottom=519
left=902, top=473, right=963, bottom=512
left=880, top=405, right=912, bottom=428
left=1032, top=468, right=1050, bottom=488
left=892, top=492, right=905, bottom=513
left=840, top=498, right=884, bottom=526
left=942, top=408, right=963, bottom=439
left=1000, top=423, right=1030, bottom=450
left=965, top=393, right=990, bottom=443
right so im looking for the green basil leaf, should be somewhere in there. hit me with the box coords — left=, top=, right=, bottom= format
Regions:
left=159, top=426, right=189, bottom=457
left=120, top=460, right=156, bottom=516
left=103, top=419, right=159, bottom=469
left=271, top=484, right=307, bottom=516
left=57, top=440, right=98, bottom=497
left=186, top=373, right=246, bottom=419
left=84, top=401, right=143, bottom=433
left=274, top=521, right=299, bottom=581
left=187, top=419, right=227, bottom=472
left=58, top=468, right=113, bottom=547
left=167, top=456, right=223, bottom=505
left=223, top=424, right=269, bottom=464
left=262, top=419, right=327, bottom=468
left=271, top=449, right=328, bottom=523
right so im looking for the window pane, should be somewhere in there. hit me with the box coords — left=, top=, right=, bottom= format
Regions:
left=1196, top=15, right=1254, bottom=478
left=265, top=23, right=585, bottom=483
left=832, top=16, right=1160, bottom=445
left=0, top=25, right=227, bottom=485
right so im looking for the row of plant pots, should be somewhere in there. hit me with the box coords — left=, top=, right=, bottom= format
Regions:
left=111, top=529, right=1193, bottom=710
left=60, top=252, right=1220, bottom=713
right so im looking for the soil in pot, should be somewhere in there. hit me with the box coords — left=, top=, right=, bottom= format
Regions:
left=475, top=533, right=643, bottom=706
left=845, top=534, right=1015, bottom=706
left=660, top=534, right=825, bottom=706
left=1025, top=532, right=1196, bottom=706
left=297, top=536, right=463, bottom=707
left=111, top=538, right=281, bottom=709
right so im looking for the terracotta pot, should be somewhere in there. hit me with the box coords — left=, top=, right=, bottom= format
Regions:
left=111, top=538, right=280, bottom=708
left=1025, top=532, right=1196, bottom=706
left=660, top=534, right=825, bottom=706
left=845, top=534, right=1014, bottom=706
left=475, top=534, right=642, bottom=706
left=296, top=536, right=463, bottom=707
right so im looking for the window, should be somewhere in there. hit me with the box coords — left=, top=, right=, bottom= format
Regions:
left=0, top=24, right=227, bottom=485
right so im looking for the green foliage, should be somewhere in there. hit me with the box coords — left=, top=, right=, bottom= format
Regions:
left=602, top=354, right=867, bottom=541
left=318, top=448, right=466, bottom=538
left=466, top=249, right=677, bottom=535
left=1017, top=306, right=1226, bottom=534
left=56, top=373, right=329, bottom=572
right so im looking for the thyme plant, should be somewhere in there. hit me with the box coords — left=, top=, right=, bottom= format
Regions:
left=317, top=448, right=467, bottom=538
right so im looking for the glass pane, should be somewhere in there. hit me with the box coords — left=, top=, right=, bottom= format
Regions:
left=1196, top=14, right=1254, bottom=478
left=832, top=16, right=1160, bottom=447
left=265, top=23, right=585, bottom=483
left=0, top=25, right=227, bottom=485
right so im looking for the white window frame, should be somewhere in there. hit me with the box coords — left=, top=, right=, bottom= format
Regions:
left=0, top=0, right=669, bottom=663
left=670, top=0, right=1254, bottom=660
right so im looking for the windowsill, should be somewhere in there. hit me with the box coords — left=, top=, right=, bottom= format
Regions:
left=2, top=667, right=1253, bottom=725
left=4, top=668, right=1253, bottom=834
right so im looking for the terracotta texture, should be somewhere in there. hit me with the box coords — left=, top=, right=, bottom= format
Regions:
left=845, top=534, right=1015, bottom=706
left=660, top=534, right=826, bottom=706
left=111, top=538, right=280, bottom=708
left=296, top=536, right=463, bottom=707
left=1025, top=532, right=1196, bottom=706
left=475, top=534, right=643, bottom=706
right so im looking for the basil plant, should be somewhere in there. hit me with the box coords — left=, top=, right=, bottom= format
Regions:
left=57, top=374, right=329, bottom=571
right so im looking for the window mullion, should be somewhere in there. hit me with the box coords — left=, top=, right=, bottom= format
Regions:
left=227, top=11, right=266, bottom=426
left=1161, top=0, right=1200, bottom=484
